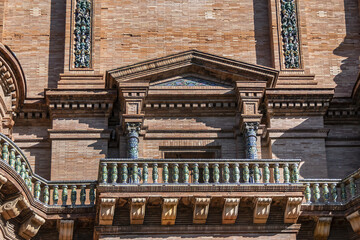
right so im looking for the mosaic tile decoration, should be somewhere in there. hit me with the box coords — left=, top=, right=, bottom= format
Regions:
left=155, top=76, right=228, bottom=87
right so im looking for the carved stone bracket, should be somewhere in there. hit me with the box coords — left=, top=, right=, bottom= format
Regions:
left=346, top=210, right=360, bottom=234
left=58, top=220, right=74, bottom=240
left=314, top=217, right=332, bottom=240
left=0, top=173, right=7, bottom=190
left=222, top=198, right=241, bottom=224
left=161, top=198, right=179, bottom=225
left=130, top=198, right=147, bottom=225
left=193, top=197, right=211, bottom=224
left=0, top=195, right=29, bottom=220
left=253, top=197, right=272, bottom=224
left=18, top=213, right=45, bottom=240
left=284, top=197, right=303, bottom=224
left=99, top=198, right=117, bottom=225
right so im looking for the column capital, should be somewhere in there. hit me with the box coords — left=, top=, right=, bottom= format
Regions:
left=126, top=122, right=141, bottom=134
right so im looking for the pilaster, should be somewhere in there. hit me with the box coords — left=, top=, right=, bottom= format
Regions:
left=58, top=220, right=74, bottom=240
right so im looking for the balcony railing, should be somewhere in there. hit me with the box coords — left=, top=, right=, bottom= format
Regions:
left=98, top=158, right=302, bottom=185
left=0, top=133, right=96, bottom=206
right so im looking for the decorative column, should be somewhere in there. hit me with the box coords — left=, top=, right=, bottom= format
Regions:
left=126, top=123, right=141, bottom=159
left=244, top=122, right=259, bottom=159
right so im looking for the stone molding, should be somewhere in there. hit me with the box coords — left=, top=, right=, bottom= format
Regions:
left=314, top=217, right=332, bottom=240
left=346, top=210, right=360, bottom=234
left=58, top=220, right=74, bottom=240
left=253, top=197, right=272, bottom=224
left=18, top=213, right=45, bottom=240
left=284, top=197, right=303, bottom=223
left=192, top=197, right=211, bottom=224
left=130, top=198, right=147, bottom=225
left=0, top=195, right=30, bottom=220
left=161, top=198, right=179, bottom=225
left=0, top=173, right=7, bottom=190
left=222, top=198, right=241, bottom=224
left=99, top=198, right=117, bottom=225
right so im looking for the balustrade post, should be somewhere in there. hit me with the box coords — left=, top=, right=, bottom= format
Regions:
left=2, top=142, right=9, bottom=162
left=223, top=163, right=230, bottom=183
left=274, top=163, right=280, bottom=183
left=183, top=164, right=189, bottom=184
left=243, top=122, right=259, bottom=159
left=233, top=163, right=240, bottom=184
left=53, top=185, right=59, bottom=205
left=126, top=123, right=141, bottom=159
left=172, top=163, right=179, bottom=184
left=132, top=163, right=139, bottom=184
left=193, top=163, right=199, bottom=184
left=34, top=181, right=41, bottom=200
left=143, top=163, right=148, bottom=183
left=9, top=149, right=15, bottom=168
left=20, top=162, right=26, bottom=179
left=101, top=163, right=108, bottom=184
left=313, top=183, right=320, bottom=203
left=330, top=183, right=337, bottom=203
left=43, top=185, right=49, bottom=205
left=291, top=163, right=299, bottom=183
left=304, top=183, right=311, bottom=203
left=341, top=183, right=347, bottom=202
left=263, top=163, right=270, bottom=183
left=243, top=163, right=249, bottom=183
left=253, top=164, right=260, bottom=183
left=15, top=155, right=21, bottom=173
left=349, top=178, right=356, bottom=199
left=283, top=163, right=290, bottom=183
left=71, top=185, right=77, bottom=206
left=80, top=185, right=86, bottom=205
left=152, top=163, right=158, bottom=183
left=121, top=163, right=128, bottom=184
left=203, top=163, right=209, bottom=184
left=322, top=183, right=329, bottom=203
left=111, top=163, right=118, bottom=184
left=90, top=184, right=95, bottom=205
left=213, top=164, right=220, bottom=184
left=163, top=163, right=169, bottom=184
left=62, top=185, right=68, bottom=206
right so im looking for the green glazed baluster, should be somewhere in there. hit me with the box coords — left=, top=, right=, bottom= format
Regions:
left=283, top=163, right=290, bottom=183
left=71, top=185, right=77, bottom=206
left=193, top=163, right=199, bottom=184
left=172, top=163, right=179, bottom=183
left=53, top=185, right=59, bottom=205
left=292, top=163, right=299, bottom=183
left=143, top=163, right=148, bottom=183
left=233, top=163, right=240, bottom=184
left=20, top=162, right=26, bottom=179
left=15, top=155, right=21, bottom=173
left=263, top=163, right=270, bottom=183
left=101, top=163, right=108, bottom=183
left=133, top=163, right=139, bottom=183
left=254, top=164, right=260, bottom=183
left=304, top=183, right=311, bottom=203
left=9, top=149, right=16, bottom=168
left=2, top=142, right=9, bottom=162
left=274, top=163, right=280, bottom=183
left=313, top=183, right=320, bottom=203
left=183, top=163, right=189, bottom=184
left=163, top=163, right=169, bottom=183
left=62, top=185, right=68, bottom=205
left=152, top=163, right=158, bottom=183
left=121, top=163, right=128, bottom=184
left=223, top=163, right=230, bottom=183
left=28, top=175, right=32, bottom=192
left=330, top=183, right=337, bottom=203
left=90, top=184, right=95, bottom=205
left=350, top=178, right=356, bottom=198
left=243, top=163, right=249, bottom=183
left=34, top=181, right=41, bottom=200
left=24, top=170, right=30, bottom=189
left=43, top=185, right=49, bottom=205
left=341, top=183, right=346, bottom=202
left=80, top=185, right=86, bottom=205
left=213, top=164, right=220, bottom=184
left=0, top=143, right=2, bottom=159
left=203, top=163, right=209, bottom=184
left=111, top=163, right=118, bottom=184
left=322, top=183, right=329, bottom=203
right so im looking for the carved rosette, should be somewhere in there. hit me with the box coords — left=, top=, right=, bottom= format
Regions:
left=0, top=195, right=30, bottom=220
left=99, top=198, right=117, bottom=225
left=18, top=213, right=46, bottom=240
left=222, top=198, right=241, bottom=224
left=161, top=198, right=179, bottom=225
left=244, top=122, right=259, bottom=159
left=253, top=197, right=272, bottom=224
left=284, top=197, right=303, bottom=223
left=130, top=198, right=147, bottom=225
left=193, top=198, right=211, bottom=224
left=126, top=123, right=141, bottom=159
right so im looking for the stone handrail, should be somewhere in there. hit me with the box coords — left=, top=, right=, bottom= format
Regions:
left=99, top=158, right=302, bottom=185
left=301, top=168, right=360, bottom=204
left=0, top=133, right=96, bottom=206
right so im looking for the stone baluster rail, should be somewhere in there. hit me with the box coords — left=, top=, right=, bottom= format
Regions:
left=99, top=158, right=302, bottom=185
left=0, top=133, right=96, bottom=206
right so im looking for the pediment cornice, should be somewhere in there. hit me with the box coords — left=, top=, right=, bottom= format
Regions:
left=106, top=50, right=279, bottom=89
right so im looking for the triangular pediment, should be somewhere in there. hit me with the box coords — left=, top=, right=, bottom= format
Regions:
left=152, top=75, right=232, bottom=87
left=106, top=50, right=279, bottom=88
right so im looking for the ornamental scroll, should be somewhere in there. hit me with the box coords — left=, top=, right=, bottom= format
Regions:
left=280, top=0, right=300, bottom=69
left=74, top=0, right=91, bottom=68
